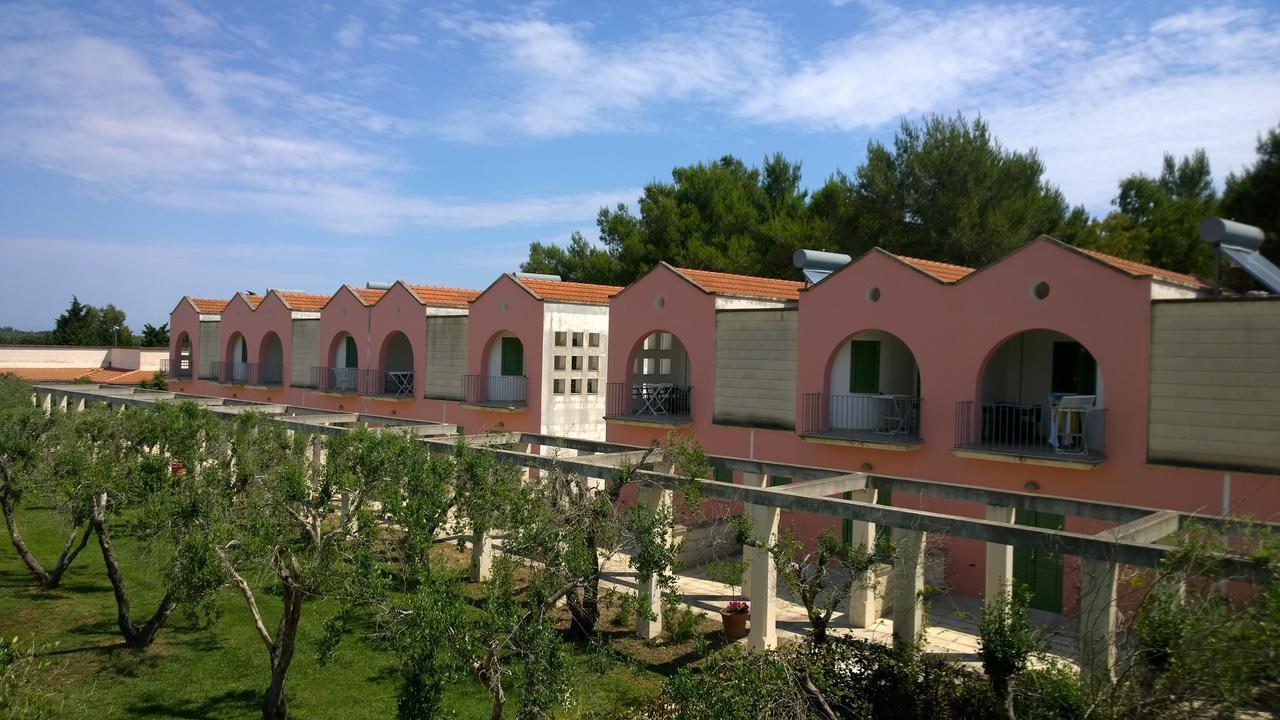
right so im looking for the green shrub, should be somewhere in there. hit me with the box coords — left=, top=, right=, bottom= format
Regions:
left=662, top=603, right=702, bottom=644
left=1013, top=663, right=1085, bottom=720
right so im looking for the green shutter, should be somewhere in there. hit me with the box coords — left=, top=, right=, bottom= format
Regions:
left=714, top=466, right=733, bottom=483
left=874, top=489, right=892, bottom=546
left=1013, top=511, right=1064, bottom=613
left=850, top=341, right=880, bottom=394
left=500, top=337, right=523, bottom=376
left=343, top=336, right=358, bottom=368
left=769, top=475, right=791, bottom=487
left=842, top=491, right=853, bottom=545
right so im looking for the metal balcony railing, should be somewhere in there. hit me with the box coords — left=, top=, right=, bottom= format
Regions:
left=313, top=366, right=360, bottom=394
left=954, top=400, right=1106, bottom=460
left=212, top=362, right=282, bottom=385
left=357, top=369, right=414, bottom=398
left=801, top=392, right=921, bottom=442
left=463, top=374, right=527, bottom=406
left=605, top=382, right=692, bottom=421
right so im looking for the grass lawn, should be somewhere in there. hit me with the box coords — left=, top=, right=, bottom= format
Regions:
left=0, top=505, right=706, bottom=719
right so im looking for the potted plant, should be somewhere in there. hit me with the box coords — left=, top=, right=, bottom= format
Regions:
left=720, top=600, right=749, bottom=639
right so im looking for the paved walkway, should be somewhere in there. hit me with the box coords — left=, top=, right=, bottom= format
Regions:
left=595, top=550, right=1079, bottom=666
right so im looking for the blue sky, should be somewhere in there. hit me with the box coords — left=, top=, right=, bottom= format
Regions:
left=1, top=0, right=1278, bottom=330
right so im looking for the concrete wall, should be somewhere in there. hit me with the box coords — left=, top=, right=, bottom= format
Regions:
left=1148, top=298, right=1280, bottom=473
left=425, top=315, right=468, bottom=400
left=290, top=319, right=319, bottom=387
left=541, top=302, right=609, bottom=439
left=0, top=345, right=168, bottom=370
left=713, top=309, right=797, bottom=429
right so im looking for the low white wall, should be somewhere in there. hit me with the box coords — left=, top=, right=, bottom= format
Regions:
left=0, top=345, right=168, bottom=370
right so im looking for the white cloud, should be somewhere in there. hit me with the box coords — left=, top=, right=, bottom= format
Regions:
left=335, top=15, right=365, bottom=50
left=154, top=0, right=218, bottom=38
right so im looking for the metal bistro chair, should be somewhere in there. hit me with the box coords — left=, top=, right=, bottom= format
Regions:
left=638, top=383, right=673, bottom=416
left=1050, top=394, right=1095, bottom=455
left=875, top=394, right=910, bottom=435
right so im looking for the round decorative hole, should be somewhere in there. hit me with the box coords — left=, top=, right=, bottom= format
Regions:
left=866, top=287, right=881, bottom=303
left=654, top=296, right=666, bottom=309
left=1030, top=281, right=1050, bottom=300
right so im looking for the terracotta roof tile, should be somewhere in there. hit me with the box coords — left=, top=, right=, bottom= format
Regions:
left=351, top=288, right=386, bottom=305
left=243, top=295, right=264, bottom=309
left=407, top=285, right=482, bottom=307
left=673, top=267, right=805, bottom=301
left=274, top=291, right=330, bottom=311
left=1078, top=248, right=1209, bottom=289
left=891, top=254, right=975, bottom=283
left=1, top=368, right=156, bottom=385
left=189, top=298, right=229, bottom=313
left=515, top=277, right=623, bottom=305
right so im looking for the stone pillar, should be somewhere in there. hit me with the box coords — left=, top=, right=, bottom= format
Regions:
left=1078, top=557, right=1118, bottom=691
left=847, top=488, right=879, bottom=628
left=747, top=476, right=780, bottom=651
left=890, top=527, right=927, bottom=648
left=57, top=395, right=68, bottom=413
left=40, top=392, right=51, bottom=416
left=635, top=483, right=673, bottom=640
left=74, top=397, right=85, bottom=412
left=740, top=472, right=767, bottom=589
left=984, top=505, right=1016, bottom=601
left=470, top=531, right=494, bottom=582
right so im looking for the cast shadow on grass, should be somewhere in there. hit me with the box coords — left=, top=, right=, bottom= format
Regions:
left=124, top=688, right=260, bottom=719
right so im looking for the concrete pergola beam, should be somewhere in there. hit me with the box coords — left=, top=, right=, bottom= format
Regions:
left=773, top=473, right=867, bottom=497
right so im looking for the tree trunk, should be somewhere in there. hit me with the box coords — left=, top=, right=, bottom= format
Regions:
left=810, top=614, right=828, bottom=646
left=262, top=578, right=303, bottom=720
left=567, top=531, right=600, bottom=640
left=93, top=500, right=176, bottom=648
left=993, top=675, right=1016, bottom=720
left=2, top=492, right=51, bottom=587
left=44, top=522, right=93, bottom=589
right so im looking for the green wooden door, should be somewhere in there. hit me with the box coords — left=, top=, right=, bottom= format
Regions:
left=850, top=341, right=880, bottom=394
left=500, top=337, right=523, bottom=376
left=1013, top=510, right=1064, bottom=613
left=343, top=336, right=358, bottom=368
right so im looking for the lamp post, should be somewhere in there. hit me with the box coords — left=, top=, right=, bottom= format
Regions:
left=113, top=325, right=120, bottom=347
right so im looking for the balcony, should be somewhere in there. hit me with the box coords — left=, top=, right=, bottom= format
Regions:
left=604, top=382, right=693, bottom=426
left=211, top=361, right=282, bottom=386
left=312, top=366, right=360, bottom=394
left=167, top=358, right=193, bottom=380
left=800, top=392, right=921, bottom=448
left=463, top=374, right=527, bottom=409
left=954, top=400, right=1107, bottom=467
left=359, top=369, right=415, bottom=399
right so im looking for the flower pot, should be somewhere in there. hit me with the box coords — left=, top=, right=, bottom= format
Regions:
left=720, top=609, right=749, bottom=639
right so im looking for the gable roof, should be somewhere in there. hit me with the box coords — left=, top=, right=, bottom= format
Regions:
left=509, top=276, right=623, bottom=305
left=891, top=254, right=975, bottom=283
left=351, top=287, right=385, bottom=305
left=405, top=283, right=482, bottom=308
left=271, top=291, right=330, bottom=311
left=670, top=265, right=805, bottom=301
left=236, top=293, right=264, bottom=310
left=188, top=297, right=230, bottom=314
left=1075, top=247, right=1209, bottom=290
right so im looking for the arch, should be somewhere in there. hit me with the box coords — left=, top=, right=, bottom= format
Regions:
left=478, top=330, right=526, bottom=404
left=378, top=331, right=415, bottom=397
left=173, top=331, right=192, bottom=379
left=614, top=329, right=692, bottom=418
left=258, top=331, right=284, bottom=385
left=224, top=332, right=248, bottom=383
left=815, top=329, right=920, bottom=438
left=965, top=328, right=1105, bottom=458
left=324, top=332, right=360, bottom=392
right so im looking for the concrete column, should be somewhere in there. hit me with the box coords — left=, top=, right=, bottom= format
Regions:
left=891, top=527, right=927, bottom=648
left=1078, top=557, right=1118, bottom=691
left=847, top=488, right=879, bottom=628
left=740, top=472, right=768, bottom=589
left=74, top=397, right=85, bottom=412
left=748, top=477, right=780, bottom=651
left=40, top=392, right=51, bottom=416
left=57, top=395, right=68, bottom=413
left=470, top=532, right=494, bottom=582
left=635, top=483, right=673, bottom=640
left=984, top=505, right=1016, bottom=601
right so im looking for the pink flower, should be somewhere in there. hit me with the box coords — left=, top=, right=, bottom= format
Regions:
left=724, top=600, right=749, bottom=614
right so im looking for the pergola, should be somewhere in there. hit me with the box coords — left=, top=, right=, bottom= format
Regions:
left=33, top=384, right=1276, bottom=689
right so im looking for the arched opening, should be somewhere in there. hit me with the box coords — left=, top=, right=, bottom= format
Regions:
left=223, top=333, right=249, bottom=383
left=606, top=330, right=692, bottom=420
left=957, top=329, right=1105, bottom=461
left=173, top=332, right=192, bottom=379
left=378, top=331, right=415, bottom=397
left=321, top=332, right=359, bottom=393
left=802, top=330, right=920, bottom=441
left=258, top=332, right=284, bottom=385
left=469, top=331, right=526, bottom=405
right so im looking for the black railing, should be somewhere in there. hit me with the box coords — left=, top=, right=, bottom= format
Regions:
left=801, top=393, right=921, bottom=442
left=357, top=369, right=414, bottom=398
left=212, top=362, right=282, bottom=385
left=605, top=382, right=693, bottom=419
left=463, top=374, right=527, bottom=406
left=158, top=358, right=170, bottom=373
left=955, top=401, right=1106, bottom=459
left=313, top=366, right=360, bottom=393
left=171, top=363, right=193, bottom=379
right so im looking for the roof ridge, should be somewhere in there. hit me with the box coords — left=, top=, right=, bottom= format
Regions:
left=1077, top=247, right=1207, bottom=287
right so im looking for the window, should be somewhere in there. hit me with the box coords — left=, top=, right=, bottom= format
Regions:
left=553, top=379, right=565, bottom=394
left=658, top=358, right=672, bottom=375
left=571, top=355, right=583, bottom=371
left=588, top=333, right=600, bottom=347
left=500, top=337, right=523, bottom=376
left=554, top=331, right=567, bottom=347
left=850, top=340, right=880, bottom=394
left=588, top=356, right=599, bottom=372
left=714, top=466, right=733, bottom=483
left=570, top=379, right=581, bottom=394
left=642, top=357, right=655, bottom=375
left=554, top=355, right=566, bottom=371
left=343, top=335, right=358, bottom=368
left=572, top=332, right=583, bottom=347
left=659, top=332, right=672, bottom=350
left=586, top=378, right=598, bottom=394
left=769, top=475, right=791, bottom=487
